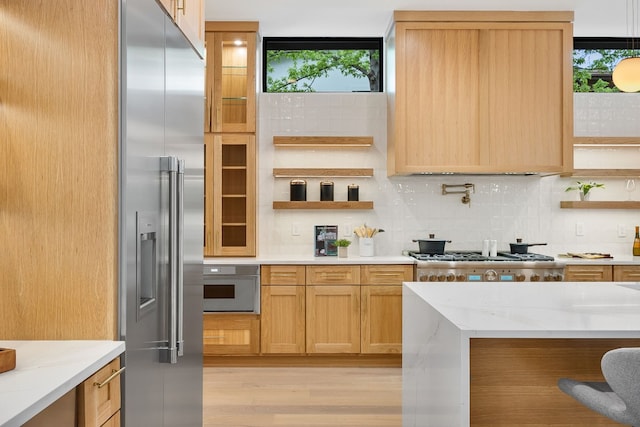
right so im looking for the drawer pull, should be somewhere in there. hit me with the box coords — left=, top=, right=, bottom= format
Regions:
left=94, top=366, right=125, bottom=389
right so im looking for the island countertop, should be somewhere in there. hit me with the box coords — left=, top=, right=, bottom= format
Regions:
left=0, top=340, right=125, bottom=427
left=405, top=281, right=640, bottom=339
left=402, top=282, right=640, bottom=427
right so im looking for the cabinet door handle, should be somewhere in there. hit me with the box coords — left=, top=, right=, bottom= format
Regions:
left=177, top=0, right=186, bottom=14
left=94, top=367, right=125, bottom=389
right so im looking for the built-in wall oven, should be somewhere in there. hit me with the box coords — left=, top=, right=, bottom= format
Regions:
left=203, top=265, right=260, bottom=313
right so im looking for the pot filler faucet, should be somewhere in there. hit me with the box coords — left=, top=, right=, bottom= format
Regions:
left=442, top=183, right=475, bottom=207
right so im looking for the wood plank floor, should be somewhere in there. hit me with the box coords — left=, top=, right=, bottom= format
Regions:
left=203, top=367, right=402, bottom=427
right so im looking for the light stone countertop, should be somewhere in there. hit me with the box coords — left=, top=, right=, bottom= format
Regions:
left=402, top=281, right=640, bottom=427
left=204, top=255, right=415, bottom=265
left=404, top=281, right=640, bottom=338
left=0, top=340, right=125, bottom=427
left=204, top=253, right=640, bottom=266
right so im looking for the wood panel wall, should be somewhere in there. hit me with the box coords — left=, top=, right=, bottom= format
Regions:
left=470, top=338, right=640, bottom=426
left=0, top=1, right=118, bottom=339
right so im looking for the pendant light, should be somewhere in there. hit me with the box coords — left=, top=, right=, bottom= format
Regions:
left=612, top=0, right=640, bottom=92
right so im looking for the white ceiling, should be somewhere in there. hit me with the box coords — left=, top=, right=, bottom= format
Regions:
left=204, top=0, right=633, bottom=37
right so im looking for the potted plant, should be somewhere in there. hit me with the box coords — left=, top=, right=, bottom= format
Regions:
left=565, top=181, right=605, bottom=201
left=335, top=239, right=352, bottom=258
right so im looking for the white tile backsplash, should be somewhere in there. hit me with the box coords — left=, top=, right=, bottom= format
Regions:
left=258, top=92, right=640, bottom=258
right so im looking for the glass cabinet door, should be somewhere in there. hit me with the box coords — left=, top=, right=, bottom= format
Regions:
left=204, top=133, right=256, bottom=256
left=211, top=32, right=256, bottom=133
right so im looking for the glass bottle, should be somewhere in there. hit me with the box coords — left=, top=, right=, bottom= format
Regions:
left=634, top=226, right=640, bottom=256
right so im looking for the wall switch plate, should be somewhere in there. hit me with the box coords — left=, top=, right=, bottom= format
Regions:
left=576, top=222, right=585, bottom=236
left=291, top=222, right=300, bottom=236
left=618, top=224, right=627, bottom=238
left=343, top=224, right=352, bottom=237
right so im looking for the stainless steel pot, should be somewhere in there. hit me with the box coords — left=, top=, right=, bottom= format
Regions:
left=413, top=234, right=451, bottom=255
left=509, top=239, right=547, bottom=254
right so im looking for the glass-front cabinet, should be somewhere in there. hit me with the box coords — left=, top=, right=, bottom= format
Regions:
left=204, top=22, right=258, bottom=257
left=205, top=23, right=257, bottom=133
left=204, top=133, right=256, bottom=256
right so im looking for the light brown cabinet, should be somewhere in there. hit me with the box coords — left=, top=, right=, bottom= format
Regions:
left=563, top=265, right=613, bottom=282
left=203, top=313, right=260, bottom=355
left=158, top=0, right=205, bottom=56
left=204, top=22, right=257, bottom=134
left=260, top=265, right=307, bottom=354
left=563, top=264, right=640, bottom=282
left=259, top=264, right=412, bottom=356
left=360, top=265, right=413, bottom=354
left=387, top=11, right=573, bottom=175
left=204, top=22, right=258, bottom=257
left=613, top=265, right=640, bottom=282
left=204, top=133, right=256, bottom=256
left=77, top=358, right=123, bottom=427
left=305, top=266, right=361, bottom=354
left=24, top=358, right=122, bottom=427
left=261, top=285, right=306, bottom=354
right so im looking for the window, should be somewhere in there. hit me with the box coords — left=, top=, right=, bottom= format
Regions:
left=574, top=37, right=640, bottom=92
left=262, top=37, right=383, bottom=93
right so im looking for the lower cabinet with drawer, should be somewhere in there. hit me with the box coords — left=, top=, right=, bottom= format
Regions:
left=203, top=313, right=260, bottom=355
left=24, top=358, right=122, bottom=427
left=77, top=358, right=122, bottom=427
left=260, top=264, right=413, bottom=358
left=564, top=264, right=640, bottom=282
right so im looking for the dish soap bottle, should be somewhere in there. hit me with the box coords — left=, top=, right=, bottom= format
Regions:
left=634, top=226, right=640, bottom=256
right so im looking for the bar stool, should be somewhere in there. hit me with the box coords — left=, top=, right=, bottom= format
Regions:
left=558, top=347, right=640, bottom=426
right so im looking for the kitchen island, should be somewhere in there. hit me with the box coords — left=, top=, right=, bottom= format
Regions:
left=403, top=282, right=640, bottom=427
left=0, top=340, right=124, bottom=426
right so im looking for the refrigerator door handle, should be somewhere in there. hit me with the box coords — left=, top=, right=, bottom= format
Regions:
left=161, top=156, right=179, bottom=364
left=177, top=159, right=185, bottom=357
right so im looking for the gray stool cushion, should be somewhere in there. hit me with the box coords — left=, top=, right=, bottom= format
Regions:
left=558, top=348, right=640, bottom=426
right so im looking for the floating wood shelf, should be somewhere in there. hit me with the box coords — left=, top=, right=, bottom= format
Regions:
left=560, top=201, right=640, bottom=209
left=273, top=201, right=374, bottom=210
left=273, top=136, right=373, bottom=147
left=561, top=169, right=640, bottom=178
left=272, top=168, right=374, bottom=178
left=573, top=137, right=640, bottom=145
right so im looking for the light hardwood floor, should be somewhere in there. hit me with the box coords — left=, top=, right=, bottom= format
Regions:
left=203, top=367, right=402, bottom=427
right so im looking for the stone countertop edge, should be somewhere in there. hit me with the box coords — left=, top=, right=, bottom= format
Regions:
left=0, top=340, right=125, bottom=427
left=204, top=255, right=416, bottom=265
left=204, top=255, right=640, bottom=266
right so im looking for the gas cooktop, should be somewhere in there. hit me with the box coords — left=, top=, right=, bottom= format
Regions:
left=409, top=251, right=555, bottom=262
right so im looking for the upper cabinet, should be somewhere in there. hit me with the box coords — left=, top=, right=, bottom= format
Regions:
left=205, top=22, right=258, bottom=133
left=158, top=0, right=205, bottom=57
left=204, top=22, right=258, bottom=257
left=386, top=11, right=574, bottom=175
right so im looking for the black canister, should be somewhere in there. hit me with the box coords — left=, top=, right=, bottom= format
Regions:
left=320, top=181, right=334, bottom=201
left=347, top=184, right=359, bottom=201
left=290, top=179, right=307, bottom=201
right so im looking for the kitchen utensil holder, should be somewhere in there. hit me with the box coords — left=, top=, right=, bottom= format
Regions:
left=359, top=237, right=374, bottom=257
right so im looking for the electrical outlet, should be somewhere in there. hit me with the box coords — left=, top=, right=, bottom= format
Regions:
left=618, top=224, right=627, bottom=238
left=576, top=222, right=585, bottom=236
left=291, top=222, right=300, bottom=236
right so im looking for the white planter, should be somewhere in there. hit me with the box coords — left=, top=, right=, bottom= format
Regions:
left=338, top=246, right=348, bottom=258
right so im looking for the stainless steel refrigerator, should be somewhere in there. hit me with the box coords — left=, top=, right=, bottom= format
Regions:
left=119, top=0, right=204, bottom=425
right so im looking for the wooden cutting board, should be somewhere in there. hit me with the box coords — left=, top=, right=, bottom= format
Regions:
left=565, top=252, right=613, bottom=259
left=0, top=348, right=16, bottom=374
